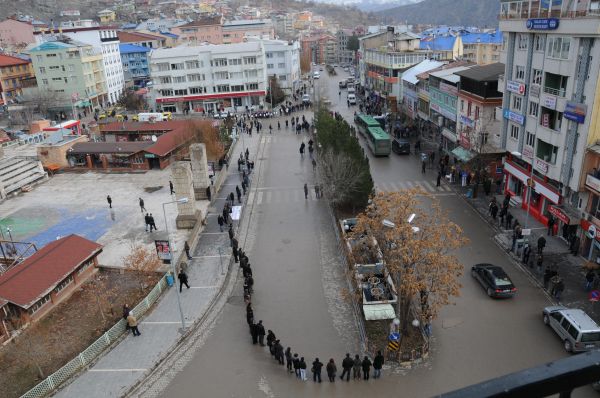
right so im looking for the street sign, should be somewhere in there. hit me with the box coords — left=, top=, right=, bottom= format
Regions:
left=388, top=340, right=399, bottom=351
left=388, top=332, right=400, bottom=342
left=589, top=290, right=600, bottom=302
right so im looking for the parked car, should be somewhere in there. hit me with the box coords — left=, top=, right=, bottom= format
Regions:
left=342, top=218, right=358, bottom=232
left=313, top=71, right=320, bottom=79
left=339, top=81, right=347, bottom=89
left=471, top=264, right=517, bottom=298
left=392, top=138, right=411, bottom=155
left=347, top=93, right=357, bottom=105
left=302, top=94, right=311, bottom=103
left=543, top=306, right=600, bottom=352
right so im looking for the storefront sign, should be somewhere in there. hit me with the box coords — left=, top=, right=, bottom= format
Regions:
left=503, top=109, right=525, bottom=125
left=543, top=95, right=557, bottom=110
left=459, top=131, right=471, bottom=149
left=442, top=127, right=457, bottom=142
left=548, top=205, right=570, bottom=225
left=506, top=80, right=526, bottom=95
left=523, top=145, right=534, bottom=159
left=430, top=102, right=457, bottom=121
left=154, top=240, right=172, bottom=263
left=582, top=219, right=600, bottom=241
left=144, top=153, right=156, bottom=158
left=440, top=82, right=458, bottom=96
left=586, top=174, right=600, bottom=192
left=564, top=101, right=587, bottom=124
left=504, top=160, right=561, bottom=204
left=534, top=158, right=549, bottom=174
left=460, top=115, right=474, bottom=128
left=530, top=85, right=541, bottom=98
left=526, top=18, right=560, bottom=30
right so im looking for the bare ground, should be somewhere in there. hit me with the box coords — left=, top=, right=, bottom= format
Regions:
left=0, top=270, right=161, bottom=398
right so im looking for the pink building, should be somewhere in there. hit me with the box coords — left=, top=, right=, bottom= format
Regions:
left=0, top=19, right=35, bottom=50
left=222, top=19, right=274, bottom=44
left=172, top=15, right=223, bottom=44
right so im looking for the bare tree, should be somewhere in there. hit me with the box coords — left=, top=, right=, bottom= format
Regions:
left=317, top=149, right=369, bottom=208
left=122, top=242, right=163, bottom=292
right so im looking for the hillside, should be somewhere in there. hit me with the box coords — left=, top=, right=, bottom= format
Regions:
left=0, top=0, right=113, bottom=21
left=377, top=0, right=499, bottom=28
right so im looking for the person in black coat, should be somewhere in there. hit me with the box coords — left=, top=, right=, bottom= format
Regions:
left=326, top=359, right=337, bottom=382
left=266, top=330, right=276, bottom=356
left=177, top=270, right=190, bottom=292
left=246, top=307, right=254, bottom=327
left=373, top=351, right=384, bottom=379
left=228, top=224, right=234, bottom=245
left=256, top=320, right=266, bottom=346
left=340, top=353, right=353, bottom=381
left=312, top=358, right=323, bottom=383
left=361, top=356, right=372, bottom=380
left=236, top=185, right=242, bottom=203
left=250, top=322, right=258, bottom=344
left=274, top=340, right=284, bottom=365
left=285, top=347, right=294, bottom=373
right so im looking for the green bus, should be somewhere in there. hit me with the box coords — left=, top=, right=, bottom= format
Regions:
left=354, top=114, right=380, bottom=136
left=366, top=126, right=391, bottom=156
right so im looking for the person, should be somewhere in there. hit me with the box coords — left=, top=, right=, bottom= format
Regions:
left=340, top=353, right=353, bottom=381
left=236, top=185, right=242, bottom=204
left=178, top=269, right=190, bottom=292
left=304, top=183, right=308, bottom=199
left=436, top=171, right=442, bottom=187
left=184, top=241, right=192, bottom=260
left=217, top=214, right=225, bottom=232
left=490, top=201, right=498, bottom=220
left=228, top=224, right=234, bottom=246
left=107, top=195, right=112, bottom=208
left=421, top=160, right=426, bottom=174
left=139, top=197, right=146, bottom=212
left=293, top=353, right=301, bottom=378
left=299, top=142, right=305, bottom=157
left=522, top=244, right=531, bottom=267
left=122, top=304, right=131, bottom=331
left=505, top=212, right=513, bottom=230
left=246, top=306, right=254, bottom=327
left=206, top=186, right=212, bottom=202
left=252, top=319, right=265, bottom=346
left=312, top=158, right=316, bottom=169
left=312, top=358, right=323, bottom=383
left=250, top=322, right=258, bottom=344
left=586, top=269, right=596, bottom=292
left=285, top=347, right=294, bottom=373
left=149, top=214, right=157, bottom=231
left=299, top=357, right=307, bottom=381
left=373, top=351, right=384, bottom=379
left=144, top=213, right=151, bottom=232
left=554, top=277, right=565, bottom=301
left=352, top=354, right=362, bottom=380
left=267, top=330, right=276, bottom=356
left=278, top=121, right=281, bottom=130
left=547, top=215, right=555, bottom=236
left=361, top=356, right=372, bottom=380
left=538, top=235, right=546, bottom=255
left=326, top=359, right=337, bottom=382
left=127, top=312, right=141, bottom=336
left=169, top=180, right=175, bottom=195
left=314, top=185, right=320, bottom=199
left=308, top=144, right=314, bottom=160
left=228, top=192, right=235, bottom=206
left=543, top=267, right=554, bottom=290
left=274, top=340, right=285, bottom=365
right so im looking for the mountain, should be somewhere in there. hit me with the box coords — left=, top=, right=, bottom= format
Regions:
left=309, top=0, right=421, bottom=12
left=377, top=0, right=500, bottom=27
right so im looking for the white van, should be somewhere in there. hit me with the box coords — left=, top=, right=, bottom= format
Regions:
left=347, top=86, right=356, bottom=95
left=347, top=94, right=357, bottom=105
left=137, top=112, right=164, bottom=122
left=313, top=71, right=320, bottom=79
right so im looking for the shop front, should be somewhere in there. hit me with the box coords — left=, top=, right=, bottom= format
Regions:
left=581, top=219, right=600, bottom=264
left=547, top=205, right=579, bottom=241
left=503, top=159, right=562, bottom=225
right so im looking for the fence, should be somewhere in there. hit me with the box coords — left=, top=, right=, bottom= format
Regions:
left=325, top=205, right=368, bottom=353
left=20, top=274, right=169, bottom=398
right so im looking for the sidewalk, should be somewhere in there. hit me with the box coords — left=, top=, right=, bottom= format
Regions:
left=450, top=181, right=600, bottom=322
left=53, top=132, right=262, bottom=398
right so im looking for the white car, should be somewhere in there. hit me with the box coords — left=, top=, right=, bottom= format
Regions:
left=347, top=94, right=356, bottom=105
left=302, top=94, right=311, bottom=103
left=313, top=72, right=320, bottom=79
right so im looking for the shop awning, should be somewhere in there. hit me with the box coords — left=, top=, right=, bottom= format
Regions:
left=363, top=304, right=396, bottom=320
left=75, top=100, right=92, bottom=108
left=451, top=146, right=475, bottom=162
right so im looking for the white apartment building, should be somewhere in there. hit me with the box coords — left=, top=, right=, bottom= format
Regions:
left=34, top=22, right=124, bottom=105
left=248, top=38, right=301, bottom=93
left=149, top=42, right=268, bottom=114
left=499, top=0, right=600, bottom=244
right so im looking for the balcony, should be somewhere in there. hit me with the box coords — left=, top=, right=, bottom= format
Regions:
left=499, top=0, right=600, bottom=20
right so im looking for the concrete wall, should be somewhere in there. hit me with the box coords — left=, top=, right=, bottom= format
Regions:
left=37, top=135, right=88, bottom=168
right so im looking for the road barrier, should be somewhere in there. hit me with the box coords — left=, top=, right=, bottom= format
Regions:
left=21, top=274, right=169, bottom=398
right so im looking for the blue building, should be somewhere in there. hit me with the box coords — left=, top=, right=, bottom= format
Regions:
left=119, top=44, right=151, bottom=87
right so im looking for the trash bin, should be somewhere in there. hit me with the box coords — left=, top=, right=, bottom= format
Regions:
left=166, top=273, right=174, bottom=287
left=466, top=189, right=473, bottom=198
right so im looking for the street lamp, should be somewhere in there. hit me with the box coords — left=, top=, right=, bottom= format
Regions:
left=162, top=197, right=189, bottom=331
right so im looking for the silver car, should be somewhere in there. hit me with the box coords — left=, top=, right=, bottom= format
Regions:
left=543, top=306, right=600, bottom=352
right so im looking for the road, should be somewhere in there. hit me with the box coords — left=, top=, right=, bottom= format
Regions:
left=139, top=70, right=596, bottom=397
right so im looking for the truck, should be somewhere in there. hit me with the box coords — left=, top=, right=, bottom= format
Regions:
left=135, top=112, right=165, bottom=122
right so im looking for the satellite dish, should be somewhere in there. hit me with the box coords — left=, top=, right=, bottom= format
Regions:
left=151, top=135, right=157, bottom=142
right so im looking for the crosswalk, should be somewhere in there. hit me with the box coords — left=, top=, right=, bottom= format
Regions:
left=375, top=180, right=453, bottom=195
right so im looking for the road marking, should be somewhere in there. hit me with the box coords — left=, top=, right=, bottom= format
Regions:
left=413, top=181, right=427, bottom=191
left=256, top=191, right=263, bottom=205
left=266, top=191, right=272, bottom=202
left=89, top=369, right=148, bottom=372
left=404, top=181, right=415, bottom=189
left=422, top=181, right=436, bottom=191
left=247, top=191, right=256, bottom=204
left=142, top=321, right=184, bottom=324
left=193, top=254, right=230, bottom=258
left=190, top=285, right=219, bottom=289
left=200, top=232, right=225, bottom=235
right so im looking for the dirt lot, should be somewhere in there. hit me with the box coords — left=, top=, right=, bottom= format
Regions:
left=365, top=318, right=426, bottom=361
left=0, top=269, right=161, bottom=398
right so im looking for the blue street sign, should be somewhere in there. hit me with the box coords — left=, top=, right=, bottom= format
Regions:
left=590, top=290, right=600, bottom=302
left=389, top=332, right=400, bottom=341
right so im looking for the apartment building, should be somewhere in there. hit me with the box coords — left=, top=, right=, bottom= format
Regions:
left=149, top=42, right=268, bottom=114
left=0, top=55, right=34, bottom=106
left=252, top=38, right=301, bottom=93
left=336, top=29, right=355, bottom=65
left=35, top=22, right=124, bottom=105
left=498, top=0, right=600, bottom=237
left=172, top=15, right=223, bottom=44
left=461, top=30, right=503, bottom=65
left=0, top=19, right=36, bottom=51
left=119, top=44, right=151, bottom=87
left=29, top=40, right=107, bottom=112
left=222, top=19, right=274, bottom=44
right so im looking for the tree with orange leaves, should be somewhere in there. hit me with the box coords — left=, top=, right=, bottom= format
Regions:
left=351, top=189, right=467, bottom=335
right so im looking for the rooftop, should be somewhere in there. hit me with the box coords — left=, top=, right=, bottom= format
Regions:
left=0, top=235, right=102, bottom=308
left=430, top=65, right=474, bottom=83
left=223, top=19, right=271, bottom=27
left=402, top=59, right=445, bottom=85
left=150, top=42, right=262, bottom=59
left=117, top=31, right=165, bottom=43
left=70, top=141, right=153, bottom=155
left=454, top=62, right=505, bottom=82
left=419, top=36, right=457, bottom=51
left=119, top=43, right=152, bottom=54
left=0, top=54, right=30, bottom=67
left=179, top=15, right=223, bottom=27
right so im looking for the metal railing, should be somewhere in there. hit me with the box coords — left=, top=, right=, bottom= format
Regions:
left=543, top=86, right=566, bottom=97
left=20, top=274, right=169, bottom=398
left=438, top=349, right=600, bottom=397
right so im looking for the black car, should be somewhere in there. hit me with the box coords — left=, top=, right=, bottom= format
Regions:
left=471, top=264, right=517, bottom=298
left=392, top=138, right=411, bottom=155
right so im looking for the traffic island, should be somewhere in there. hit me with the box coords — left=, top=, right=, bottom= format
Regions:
left=365, top=318, right=429, bottom=367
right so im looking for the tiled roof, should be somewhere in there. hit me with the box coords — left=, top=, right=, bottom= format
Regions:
left=117, top=31, right=164, bottom=43
left=100, top=120, right=186, bottom=132
left=119, top=43, right=151, bottom=54
left=0, top=54, right=29, bottom=67
left=70, top=141, right=152, bottom=154
left=0, top=235, right=102, bottom=308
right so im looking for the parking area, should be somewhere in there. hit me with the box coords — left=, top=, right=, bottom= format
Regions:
left=0, top=168, right=205, bottom=268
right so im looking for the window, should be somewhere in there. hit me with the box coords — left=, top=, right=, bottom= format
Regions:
left=517, top=34, right=528, bottom=50
left=170, top=63, right=184, bottom=70
left=279, top=75, right=287, bottom=81
left=229, top=58, right=242, bottom=65
left=185, top=60, right=200, bottom=69
left=214, top=71, right=229, bottom=79
left=230, top=84, right=244, bottom=91
left=247, top=82, right=259, bottom=90
left=189, top=86, right=206, bottom=94
left=266, top=52, right=274, bottom=58
left=188, top=74, right=204, bottom=82
left=534, top=35, right=545, bottom=52
left=474, top=106, right=480, bottom=119
left=39, top=66, right=46, bottom=74
left=216, top=84, right=230, bottom=92
left=544, top=72, right=568, bottom=97
left=278, top=63, right=285, bottom=68
left=213, top=58, right=227, bottom=67
left=171, top=76, right=185, bottom=84
left=77, top=260, right=93, bottom=274
left=244, top=56, right=257, bottom=65
left=536, top=138, right=559, bottom=164
left=42, top=78, right=48, bottom=85
left=28, top=294, right=51, bottom=315
left=159, top=89, right=174, bottom=96
left=460, top=100, right=464, bottom=112
left=540, top=106, right=563, bottom=131
left=512, top=96, right=522, bottom=112
left=174, top=89, right=187, bottom=95
left=467, top=102, right=472, bottom=116
left=55, top=275, right=74, bottom=293
left=36, top=55, right=42, bottom=62
left=51, top=77, right=62, bottom=81
left=49, top=66, right=60, bottom=70
left=547, top=37, right=570, bottom=60
left=532, top=69, right=543, bottom=85
left=159, top=76, right=172, bottom=84
left=245, top=70, right=258, bottom=78
left=526, top=131, right=536, bottom=147
left=529, top=101, right=539, bottom=117
left=515, top=65, right=525, bottom=81
left=156, top=63, right=170, bottom=72
left=46, top=53, right=57, bottom=58
left=510, top=124, right=519, bottom=140
left=267, top=63, right=274, bottom=69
